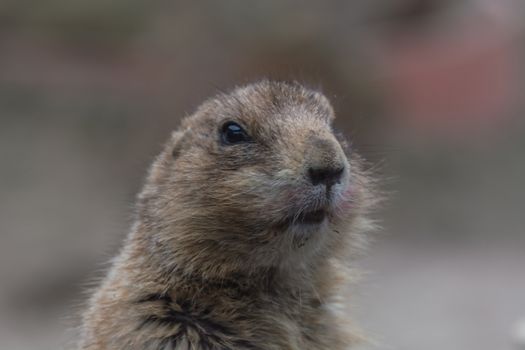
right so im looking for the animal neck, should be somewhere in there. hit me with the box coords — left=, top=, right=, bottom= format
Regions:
left=127, top=221, right=327, bottom=298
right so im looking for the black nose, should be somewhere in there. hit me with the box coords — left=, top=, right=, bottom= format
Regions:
left=308, top=166, right=344, bottom=187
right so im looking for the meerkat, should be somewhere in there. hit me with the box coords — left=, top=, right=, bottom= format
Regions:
left=78, top=80, right=377, bottom=350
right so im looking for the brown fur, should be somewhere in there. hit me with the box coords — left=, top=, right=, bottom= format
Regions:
left=78, top=81, right=377, bottom=350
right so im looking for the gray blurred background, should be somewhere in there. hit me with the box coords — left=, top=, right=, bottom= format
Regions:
left=1, top=1, right=524, bottom=349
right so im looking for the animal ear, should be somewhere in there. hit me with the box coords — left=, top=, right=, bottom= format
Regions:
left=333, top=130, right=351, bottom=155
left=170, top=130, right=186, bottom=159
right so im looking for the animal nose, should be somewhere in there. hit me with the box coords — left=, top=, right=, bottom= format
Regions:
left=308, top=166, right=344, bottom=187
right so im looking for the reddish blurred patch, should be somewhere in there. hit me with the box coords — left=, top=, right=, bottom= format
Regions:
left=375, top=1, right=520, bottom=136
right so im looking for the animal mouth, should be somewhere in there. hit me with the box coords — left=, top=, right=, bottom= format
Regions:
left=286, top=209, right=327, bottom=225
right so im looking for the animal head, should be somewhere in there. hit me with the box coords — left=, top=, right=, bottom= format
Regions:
left=138, top=81, right=373, bottom=278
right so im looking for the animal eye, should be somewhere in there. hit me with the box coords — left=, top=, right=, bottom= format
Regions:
left=221, top=121, right=251, bottom=145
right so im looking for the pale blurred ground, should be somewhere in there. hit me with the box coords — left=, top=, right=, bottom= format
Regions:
left=0, top=1, right=524, bottom=350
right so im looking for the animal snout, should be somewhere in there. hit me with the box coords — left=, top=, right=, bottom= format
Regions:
left=305, top=136, right=346, bottom=188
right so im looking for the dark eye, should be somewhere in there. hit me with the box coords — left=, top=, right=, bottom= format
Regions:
left=221, top=121, right=251, bottom=145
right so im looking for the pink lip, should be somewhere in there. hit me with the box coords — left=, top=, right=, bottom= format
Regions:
left=338, top=184, right=355, bottom=211
left=343, top=184, right=354, bottom=198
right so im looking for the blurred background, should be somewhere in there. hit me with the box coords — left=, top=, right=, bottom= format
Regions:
left=1, top=1, right=524, bottom=349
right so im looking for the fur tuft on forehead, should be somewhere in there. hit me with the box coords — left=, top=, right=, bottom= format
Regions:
left=185, top=80, right=335, bottom=129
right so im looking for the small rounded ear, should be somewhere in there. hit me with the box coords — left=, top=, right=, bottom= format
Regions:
left=170, top=130, right=186, bottom=159
left=311, top=91, right=335, bottom=122
left=333, top=130, right=351, bottom=156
